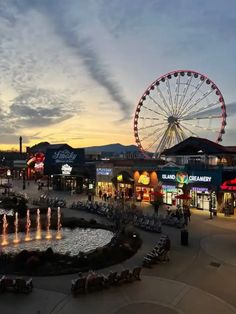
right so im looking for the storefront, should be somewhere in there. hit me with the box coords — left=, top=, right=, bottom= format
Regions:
left=44, top=146, right=85, bottom=193
left=134, top=170, right=158, bottom=202
left=158, top=169, right=182, bottom=206
left=112, top=171, right=134, bottom=199
left=159, top=169, right=221, bottom=210
left=96, top=166, right=114, bottom=196
left=220, top=177, right=236, bottom=214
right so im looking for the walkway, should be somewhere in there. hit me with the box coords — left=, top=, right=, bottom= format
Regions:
left=1, top=180, right=236, bottom=313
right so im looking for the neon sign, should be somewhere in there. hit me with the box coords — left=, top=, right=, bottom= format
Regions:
left=52, top=150, right=77, bottom=164
left=61, top=164, right=72, bottom=175
left=96, top=168, right=112, bottom=176
left=161, top=172, right=212, bottom=183
left=117, top=174, right=123, bottom=181
left=221, top=178, right=236, bottom=191
left=138, top=174, right=150, bottom=185
left=176, top=172, right=188, bottom=184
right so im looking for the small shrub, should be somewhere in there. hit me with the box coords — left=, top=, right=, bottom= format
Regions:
left=26, top=255, right=41, bottom=271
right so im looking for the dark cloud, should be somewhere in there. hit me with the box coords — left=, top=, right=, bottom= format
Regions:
left=8, top=88, right=78, bottom=127
left=188, top=102, right=236, bottom=118
left=9, top=0, right=132, bottom=119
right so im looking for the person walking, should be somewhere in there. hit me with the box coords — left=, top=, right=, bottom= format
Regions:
left=163, top=236, right=171, bottom=262
left=103, top=192, right=107, bottom=202
left=186, top=207, right=191, bottom=222
left=99, top=189, right=102, bottom=198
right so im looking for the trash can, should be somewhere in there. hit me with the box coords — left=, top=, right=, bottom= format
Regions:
left=181, top=229, right=188, bottom=246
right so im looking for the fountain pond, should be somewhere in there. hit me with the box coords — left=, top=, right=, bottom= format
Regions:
left=0, top=207, right=114, bottom=256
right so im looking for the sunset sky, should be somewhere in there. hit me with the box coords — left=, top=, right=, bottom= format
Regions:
left=0, top=0, right=236, bottom=151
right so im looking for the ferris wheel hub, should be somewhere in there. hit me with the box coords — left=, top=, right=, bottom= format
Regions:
left=168, top=116, right=178, bottom=124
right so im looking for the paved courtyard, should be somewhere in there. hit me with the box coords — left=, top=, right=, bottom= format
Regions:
left=1, top=180, right=236, bottom=313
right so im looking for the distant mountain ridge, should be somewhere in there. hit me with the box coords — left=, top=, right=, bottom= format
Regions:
left=84, top=143, right=139, bottom=154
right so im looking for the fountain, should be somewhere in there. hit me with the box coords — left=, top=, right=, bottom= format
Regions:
left=25, top=209, right=31, bottom=241
left=0, top=207, right=114, bottom=261
left=0, top=207, right=62, bottom=245
left=13, top=212, right=20, bottom=244
left=45, top=207, right=52, bottom=239
left=56, top=207, right=62, bottom=240
left=35, top=208, right=41, bottom=240
left=1, top=214, right=8, bottom=246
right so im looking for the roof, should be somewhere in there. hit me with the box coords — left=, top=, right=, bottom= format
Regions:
left=162, top=137, right=228, bottom=156
left=29, top=142, right=72, bottom=153
left=224, top=146, right=236, bottom=153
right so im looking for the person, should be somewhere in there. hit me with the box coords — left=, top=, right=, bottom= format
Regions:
left=163, top=236, right=171, bottom=262
left=103, top=192, right=107, bottom=202
left=175, top=208, right=181, bottom=220
left=88, top=193, right=92, bottom=202
left=186, top=207, right=191, bottom=222
left=85, top=270, right=97, bottom=293
left=183, top=211, right=188, bottom=226
left=99, top=189, right=102, bottom=198
left=140, top=190, right=144, bottom=202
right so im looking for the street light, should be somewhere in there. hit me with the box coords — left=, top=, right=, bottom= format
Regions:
left=22, top=168, right=26, bottom=190
left=6, top=169, right=11, bottom=196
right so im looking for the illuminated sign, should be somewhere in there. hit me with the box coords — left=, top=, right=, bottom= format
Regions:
left=96, top=168, right=113, bottom=176
left=52, top=150, right=77, bottom=164
left=189, top=176, right=212, bottom=182
left=221, top=178, right=236, bottom=191
left=117, top=174, right=123, bottom=181
left=138, top=174, right=150, bottom=185
left=161, top=173, right=212, bottom=183
left=176, top=172, right=188, bottom=184
left=61, top=164, right=72, bottom=175
left=34, top=162, right=44, bottom=172
left=191, top=187, right=209, bottom=192
left=27, top=152, right=45, bottom=166
left=162, top=185, right=177, bottom=192
left=161, top=174, right=175, bottom=180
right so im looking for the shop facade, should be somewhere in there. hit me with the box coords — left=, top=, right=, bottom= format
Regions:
left=44, top=145, right=85, bottom=193
left=158, top=168, right=222, bottom=211
left=219, top=171, right=236, bottom=214
left=96, top=163, right=134, bottom=199
left=96, top=165, right=114, bottom=196
left=134, top=170, right=158, bottom=202
left=113, top=171, right=134, bottom=199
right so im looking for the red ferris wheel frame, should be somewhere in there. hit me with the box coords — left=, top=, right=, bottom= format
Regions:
left=133, top=69, right=227, bottom=158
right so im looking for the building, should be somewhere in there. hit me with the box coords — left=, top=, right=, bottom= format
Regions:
left=95, top=159, right=165, bottom=201
left=27, top=142, right=87, bottom=193
left=161, top=137, right=236, bottom=213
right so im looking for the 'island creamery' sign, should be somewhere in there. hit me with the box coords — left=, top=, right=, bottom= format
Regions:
left=52, top=150, right=77, bottom=164
left=161, top=172, right=212, bottom=184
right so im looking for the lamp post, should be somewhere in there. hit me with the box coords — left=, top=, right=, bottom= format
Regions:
left=6, top=169, right=11, bottom=196
left=22, top=168, right=26, bottom=190
left=209, top=191, right=213, bottom=219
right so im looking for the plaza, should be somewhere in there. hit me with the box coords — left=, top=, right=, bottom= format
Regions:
left=0, top=181, right=236, bottom=314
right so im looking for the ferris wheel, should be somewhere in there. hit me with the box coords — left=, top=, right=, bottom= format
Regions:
left=134, top=70, right=227, bottom=158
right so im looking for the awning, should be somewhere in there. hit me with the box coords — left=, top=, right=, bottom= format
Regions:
left=175, top=194, right=191, bottom=200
